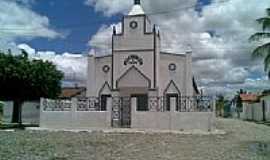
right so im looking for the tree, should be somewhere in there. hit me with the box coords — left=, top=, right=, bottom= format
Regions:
left=0, top=50, right=64, bottom=124
left=216, top=95, right=225, bottom=117
left=235, top=89, right=244, bottom=119
left=249, top=8, right=270, bottom=77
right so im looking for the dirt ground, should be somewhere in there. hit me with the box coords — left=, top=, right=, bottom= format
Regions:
left=0, top=118, right=270, bottom=160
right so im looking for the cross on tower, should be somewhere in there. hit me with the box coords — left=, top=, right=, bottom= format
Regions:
left=134, top=0, right=140, bottom=5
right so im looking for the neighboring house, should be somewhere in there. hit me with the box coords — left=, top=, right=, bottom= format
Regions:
left=59, top=87, right=86, bottom=99
left=237, top=93, right=270, bottom=121
left=259, top=94, right=270, bottom=121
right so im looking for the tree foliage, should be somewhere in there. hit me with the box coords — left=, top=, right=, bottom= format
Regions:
left=0, top=50, right=63, bottom=100
left=249, top=8, right=270, bottom=77
left=0, top=50, right=64, bottom=123
left=216, top=95, right=225, bottom=117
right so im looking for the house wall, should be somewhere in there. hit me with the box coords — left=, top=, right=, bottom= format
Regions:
left=261, top=96, right=270, bottom=120
left=242, top=98, right=270, bottom=121
left=3, top=101, right=40, bottom=124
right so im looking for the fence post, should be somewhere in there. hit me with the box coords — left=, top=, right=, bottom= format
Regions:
left=213, top=97, right=216, bottom=113
left=170, top=97, right=177, bottom=130
left=71, top=98, right=78, bottom=128
left=106, top=97, right=112, bottom=128
left=131, top=97, right=137, bottom=128
left=39, top=98, right=45, bottom=127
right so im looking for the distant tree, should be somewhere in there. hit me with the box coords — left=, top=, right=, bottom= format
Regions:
left=0, top=50, right=64, bottom=124
left=235, top=89, right=244, bottom=118
left=216, top=95, right=225, bottom=117
left=249, top=8, right=270, bottom=77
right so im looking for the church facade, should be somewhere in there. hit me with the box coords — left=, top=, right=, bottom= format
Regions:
left=87, top=1, right=199, bottom=111
left=40, top=1, right=215, bottom=131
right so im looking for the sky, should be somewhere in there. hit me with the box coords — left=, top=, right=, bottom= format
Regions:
left=0, top=0, right=270, bottom=96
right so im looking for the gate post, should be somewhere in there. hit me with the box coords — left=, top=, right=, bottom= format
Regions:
left=131, top=97, right=137, bottom=128
left=111, top=96, right=121, bottom=128
left=71, top=98, right=78, bottom=128
left=106, top=97, right=112, bottom=128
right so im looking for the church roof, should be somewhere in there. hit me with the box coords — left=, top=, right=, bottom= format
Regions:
left=128, top=0, right=145, bottom=16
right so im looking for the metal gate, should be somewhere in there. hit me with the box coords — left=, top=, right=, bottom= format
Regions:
left=120, top=97, right=131, bottom=128
left=112, top=97, right=131, bottom=128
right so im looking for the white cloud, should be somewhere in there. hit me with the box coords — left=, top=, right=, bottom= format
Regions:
left=16, top=44, right=87, bottom=86
left=87, top=0, right=270, bottom=95
left=0, top=0, right=60, bottom=39
left=85, top=0, right=197, bottom=16
left=17, top=43, right=36, bottom=55
left=0, top=0, right=61, bottom=54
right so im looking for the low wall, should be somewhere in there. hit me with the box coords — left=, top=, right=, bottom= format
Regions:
left=3, top=101, right=40, bottom=124
left=132, top=112, right=215, bottom=131
left=131, top=98, right=215, bottom=131
left=40, top=98, right=111, bottom=129
left=243, top=102, right=270, bottom=121
left=40, top=97, right=215, bottom=131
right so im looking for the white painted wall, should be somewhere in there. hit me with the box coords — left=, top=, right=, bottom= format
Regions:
left=40, top=98, right=112, bottom=129
left=3, top=101, right=40, bottom=124
left=131, top=98, right=215, bottom=131
left=87, top=13, right=194, bottom=98
left=242, top=100, right=270, bottom=121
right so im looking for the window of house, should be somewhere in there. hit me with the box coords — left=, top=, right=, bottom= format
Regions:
left=132, top=94, right=148, bottom=111
left=166, top=94, right=179, bottom=111
left=100, top=95, right=111, bottom=111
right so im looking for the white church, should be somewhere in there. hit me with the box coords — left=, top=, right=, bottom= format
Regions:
left=40, top=0, right=214, bottom=131
left=87, top=0, right=199, bottom=110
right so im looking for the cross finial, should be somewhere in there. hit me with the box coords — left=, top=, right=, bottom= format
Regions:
left=134, top=0, right=140, bottom=5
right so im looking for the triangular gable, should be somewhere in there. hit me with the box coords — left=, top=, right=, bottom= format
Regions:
left=164, top=80, right=181, bottom=95
left=116, top=66, right=151, bottom=89
left=99, top=82, right=111, bottom=96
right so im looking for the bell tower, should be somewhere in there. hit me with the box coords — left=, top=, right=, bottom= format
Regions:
left=111, top=0, right=160, bottom=91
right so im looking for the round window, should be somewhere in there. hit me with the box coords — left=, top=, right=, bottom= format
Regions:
left=130, top=21, right=138, bottom=29
left=102, top=65, right=110, bottom=73
left=168, top=63, right=177, bottom=71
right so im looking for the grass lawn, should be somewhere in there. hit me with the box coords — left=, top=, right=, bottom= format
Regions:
left=0, top=119, right=270, bottom=160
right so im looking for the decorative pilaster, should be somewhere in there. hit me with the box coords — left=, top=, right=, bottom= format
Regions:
left=111, top=91, right=121, bottom=127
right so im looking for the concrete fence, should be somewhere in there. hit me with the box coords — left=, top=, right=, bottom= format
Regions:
left=40, top=96, right=215, bottom=131
left=131, top=97, right=215, bottom=131
left=40, top=98, right=112, bottom=129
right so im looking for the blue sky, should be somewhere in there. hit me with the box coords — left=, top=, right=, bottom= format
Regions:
left=16, top=0, right=211, bottom=54
left=6, top=0, right=269, bottom=95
